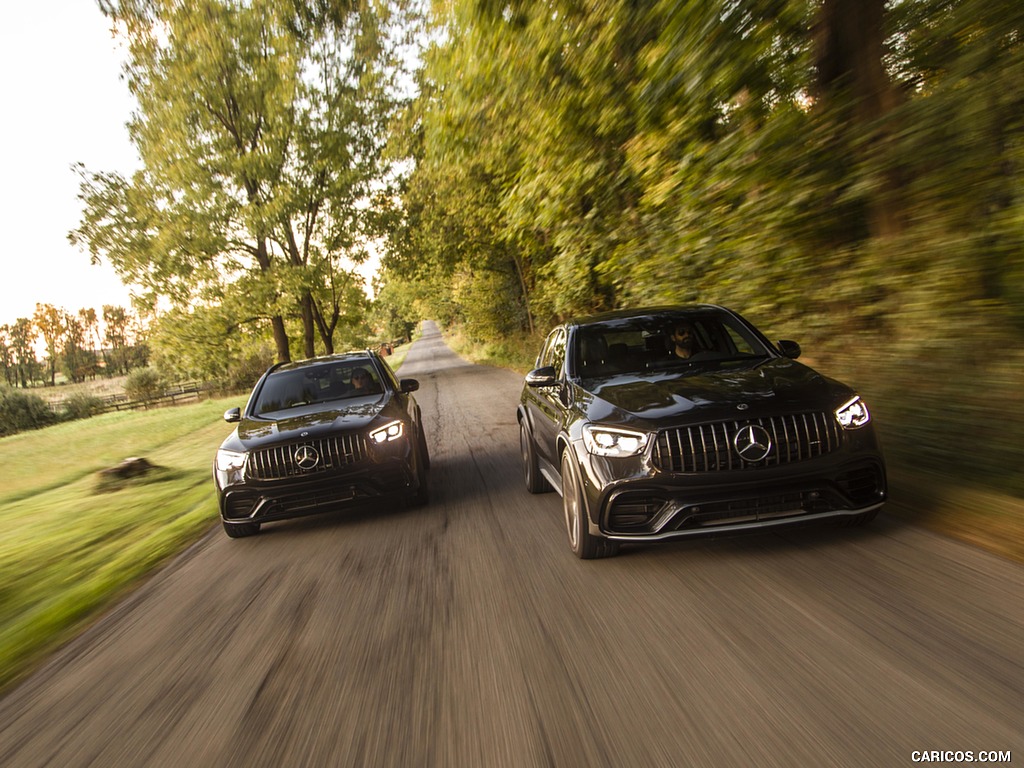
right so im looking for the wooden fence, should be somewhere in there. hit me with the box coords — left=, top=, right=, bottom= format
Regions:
left=47, top=381, right=215, bottom=415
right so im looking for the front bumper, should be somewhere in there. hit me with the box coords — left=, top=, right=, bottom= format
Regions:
left=218, top=457, right=416, bottom=527
left=579, top=449, right=886, bottom=541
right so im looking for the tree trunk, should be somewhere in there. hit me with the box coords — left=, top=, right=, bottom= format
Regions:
left=815, top=0, right=903, bottom=240
left=301, top=292, right=316, bottom=359
left=271, top=316, right=291, bottom=364
left=254, top=236, right=291, bottom=363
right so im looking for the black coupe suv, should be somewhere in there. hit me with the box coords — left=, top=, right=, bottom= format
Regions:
left=214, top=351, right=429, bottom=538
left=517, top=306, right=886, bottom=558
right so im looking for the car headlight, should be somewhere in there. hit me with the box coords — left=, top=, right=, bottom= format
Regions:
left=835, top=396, right=871, bottom=429
left=216, top=449, right=248, bottom=472
left=370, top=420, right=405, bottom=443
left=582, top=424, right=649, bottom=457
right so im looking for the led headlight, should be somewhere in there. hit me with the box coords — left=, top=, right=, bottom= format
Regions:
left=370, top=420, right=405, bottom=443
left=216, top=449, right=248, bottom=472
left=582, top=424, right=649, bottom=457
left=835, top=396, right=871, bottom=429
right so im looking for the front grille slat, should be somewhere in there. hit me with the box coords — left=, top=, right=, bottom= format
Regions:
left=247, top=434, right=368, bottom=481
left=653, top=411, right=842, bottom=474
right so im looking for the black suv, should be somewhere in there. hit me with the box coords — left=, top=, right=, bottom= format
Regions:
left=214, top=351, right=429, bottom=538
left=517, top=306, right=886, bottom=558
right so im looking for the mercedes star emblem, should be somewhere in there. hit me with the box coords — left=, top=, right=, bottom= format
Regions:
left=294, top=444, right=320, bottom=470
left=734, top=424, right=772, bottom=463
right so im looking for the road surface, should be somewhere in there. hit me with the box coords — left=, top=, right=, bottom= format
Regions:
left=1, top=321, right=1021, bottom=766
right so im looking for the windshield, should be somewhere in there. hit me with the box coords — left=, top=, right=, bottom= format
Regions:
left=252, top=360, right=384, bottom=415
left=571, top=311, right=773, bottom=378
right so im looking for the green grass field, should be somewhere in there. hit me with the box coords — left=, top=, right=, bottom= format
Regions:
left=0, top=343, right=415, bottom=692
left=0, top=396, right=241, bottom=691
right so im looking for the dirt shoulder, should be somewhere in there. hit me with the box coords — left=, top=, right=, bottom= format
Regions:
left=886, top=469, right=1024, bottom=565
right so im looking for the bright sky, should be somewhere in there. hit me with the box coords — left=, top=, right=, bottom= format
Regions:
left=0, top=1, right=139, bottom=325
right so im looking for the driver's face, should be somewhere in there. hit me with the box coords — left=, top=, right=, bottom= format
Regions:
left=672, top=325, right=694, bottom=344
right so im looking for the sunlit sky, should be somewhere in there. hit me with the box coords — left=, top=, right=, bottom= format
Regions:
left=0, top=1, right=139, bottom=325
left=0, top=3, right=385, bottom=330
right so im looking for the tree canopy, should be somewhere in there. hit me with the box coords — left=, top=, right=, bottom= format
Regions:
left=72, top=0, right=410, bottom=364
left=376, top=0, right=1023, bottom=489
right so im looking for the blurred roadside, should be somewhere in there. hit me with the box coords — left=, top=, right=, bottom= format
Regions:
left=887, top=470, right=1024, bottom=564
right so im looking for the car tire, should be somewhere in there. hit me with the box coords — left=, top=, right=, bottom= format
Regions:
left=223, top=520, right=260, bottom=538
left=418, top=421, right=431, bottom=470
left=410, top=434, right=430, bottom=507
left=520, top=420, right=552, bottom=494
left=560, top=449, right=619, bottom=559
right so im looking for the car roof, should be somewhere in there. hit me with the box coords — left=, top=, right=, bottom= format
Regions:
left=566, top=304, right=729, bottom=328
left=268, top=351, right=378, bottom=374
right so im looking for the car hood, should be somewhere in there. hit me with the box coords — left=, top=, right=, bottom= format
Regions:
left=580, top=358, right=852, bottom=425
left=232, top=395, right=388, bottom=449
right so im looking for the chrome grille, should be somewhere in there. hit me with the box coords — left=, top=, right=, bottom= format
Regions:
left=652, top=412, right=842, bottom=473
left=246, top=434, right=368, bottom=480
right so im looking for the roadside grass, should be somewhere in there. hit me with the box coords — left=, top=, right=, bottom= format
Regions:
left=0, top=341, right=419, bottom=693
left=444, top=328, right=537, bottom=374
left=0, top=397, right=237, bottom=692
left=0, top=400, right=238, bottom=505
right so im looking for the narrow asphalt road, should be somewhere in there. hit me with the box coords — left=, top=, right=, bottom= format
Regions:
left=1, top=321, right=1021, bottom=767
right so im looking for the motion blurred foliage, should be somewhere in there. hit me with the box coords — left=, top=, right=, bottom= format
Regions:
left=377, top=0, right=1024, bottom=495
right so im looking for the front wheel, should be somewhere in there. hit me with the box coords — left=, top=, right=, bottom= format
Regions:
left=409, top=433, right=430, bottom=507
left=560, top=450, right=619, bottom=559
left=520, top=420, right=552, bottom=494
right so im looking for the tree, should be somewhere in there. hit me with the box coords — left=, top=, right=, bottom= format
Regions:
left=32, top=304, right=64, bottom=386
left=0, top=325, right=12, bottom=387
left=61, top=311, right=98, bottom=384
left=78, top=308, right=102, bottom=378
left=72, top=0, right=404, bottom=364
left=7, top=318, right=38, bottom=389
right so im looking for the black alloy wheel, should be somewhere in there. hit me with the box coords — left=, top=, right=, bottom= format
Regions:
left=520, top=420, right=551, bottom=494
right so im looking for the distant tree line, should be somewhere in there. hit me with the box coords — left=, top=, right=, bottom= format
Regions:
left=0, top=304, right=147, bottom=389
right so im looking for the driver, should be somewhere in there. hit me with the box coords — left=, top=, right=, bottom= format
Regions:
left=669, top=321, right=699, bottom=359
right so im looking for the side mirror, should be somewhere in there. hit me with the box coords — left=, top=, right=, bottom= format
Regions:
left=400, top=378, right=420, bottom=393
left=777, top=340, right=801, bottom=359
left=525, top=366, right=558, bottom=387
left=223, top=407, right=241, bottom=423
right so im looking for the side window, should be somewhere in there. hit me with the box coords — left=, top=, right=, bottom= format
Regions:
left=539, top=328, right=567, bottom=377
left=538, top=329, right=561, bottom=369
left=377, top=358, right=401, bottom=391
left=721, top=323, right=758, bottom=355
left=548, top=329, right=567, bottom=378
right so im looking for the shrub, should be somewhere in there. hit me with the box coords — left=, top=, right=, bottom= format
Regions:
left=124, top=368, right=165, bottom=404
left=0, top=386, right=58, bottom=437
left=61, top=392, right=107, bottom=421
